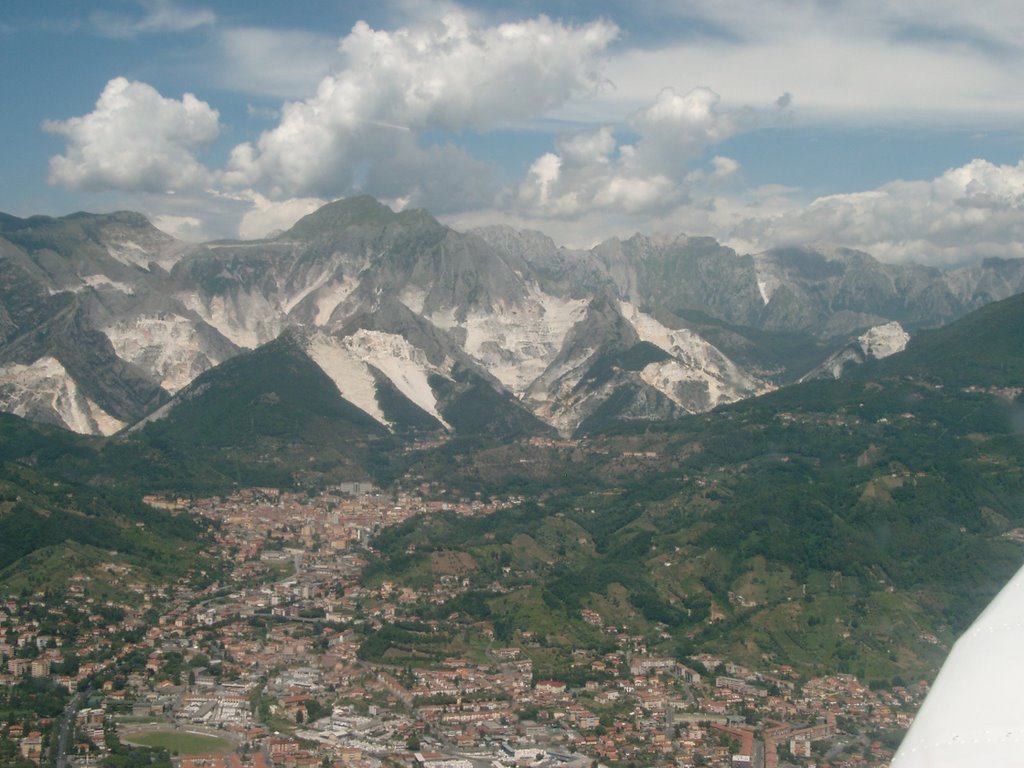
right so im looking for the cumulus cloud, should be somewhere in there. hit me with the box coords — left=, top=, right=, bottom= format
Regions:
left=151, top=214, right=207, bottom=241
left=223, top=13, right=618, bottom=201
left=236, top=192, right=326, bottom=240
left=461, top=153, right=1024, bottom=268
left=38, top=5, right=1024, bottom=269
left=513, top=87, right=747, bottom=218
left=629, top=87, right=744, bottom=178
left=91, top=0, right=214, bottom=38
left=727, top=158, right=1024, bottom=264
left=43, top=77, right=220, bottom=193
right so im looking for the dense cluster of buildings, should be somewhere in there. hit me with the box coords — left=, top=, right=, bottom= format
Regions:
left=1, top=484, right=926, bottom=768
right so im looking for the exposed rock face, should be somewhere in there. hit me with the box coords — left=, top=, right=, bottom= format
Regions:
left=2, top=196, right=1022, bottom=436
left=800, top=321, right=911, bottom=382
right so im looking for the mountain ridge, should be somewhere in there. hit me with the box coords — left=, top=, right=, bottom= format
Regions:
left=2, top=196, right=1023, bottom=438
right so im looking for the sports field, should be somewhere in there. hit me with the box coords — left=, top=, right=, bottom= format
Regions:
left=123, top=729, right=234, bottom=755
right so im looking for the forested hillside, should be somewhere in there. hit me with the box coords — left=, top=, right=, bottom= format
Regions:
left=358, top=292, right=1024, bottom=681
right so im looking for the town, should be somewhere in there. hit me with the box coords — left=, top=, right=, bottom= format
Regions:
left=1, top=482, right=924, bottom=768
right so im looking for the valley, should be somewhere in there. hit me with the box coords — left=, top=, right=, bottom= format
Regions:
left=1, top=198, right=1023, bottom=768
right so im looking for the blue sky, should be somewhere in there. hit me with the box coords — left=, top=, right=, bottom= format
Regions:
left=2, top=0, right=1023, bottom=265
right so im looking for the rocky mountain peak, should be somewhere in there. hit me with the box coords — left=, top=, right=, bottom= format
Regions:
left=2, top=195, right=1024, bottom=438
left=279, top=195, right=439, bottom=242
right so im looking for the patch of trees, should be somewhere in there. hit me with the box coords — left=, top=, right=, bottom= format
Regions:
left=357, top=623, right=449, bottom=664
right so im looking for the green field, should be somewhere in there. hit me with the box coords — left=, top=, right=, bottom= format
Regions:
left=123, top=730, right=234, bottom=755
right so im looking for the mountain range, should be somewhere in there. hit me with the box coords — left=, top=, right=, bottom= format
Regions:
left=2, top=195, right=1024, bottom=438
left=0, top=237, right=1022, bottom=680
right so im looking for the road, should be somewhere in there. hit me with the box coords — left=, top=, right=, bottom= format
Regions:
left=54, top=690, right=83, bottom=768
left=753, top=738, right=765, bottom=768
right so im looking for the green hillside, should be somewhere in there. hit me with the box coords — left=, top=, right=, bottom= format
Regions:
left=864, top=290, right=1024, bottom=386
left=120, top=332, right=400, bottom=491
left=0, top=415, right=208, bottom=594
left=363, top=292, right=1024, bottom=682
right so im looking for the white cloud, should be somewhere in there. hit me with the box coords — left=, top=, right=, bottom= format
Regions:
left=91, top=0, right=214, bottom=38
left=236, top=192, right=326, bottom=240
left=540, top=0, right=1024, bottom=128
left=456, top=155, right=1024, bottom=268
left=726, top=158, right=1024, bottom=265
left=512, top=87, right=748, bottom=218
left=36, top=4, right=1024, bottom=270
left=43, top=77, right=220, bottom=193
left=709, top=155, right=741, bottom=178
left=223, top=13, right=618, bottom=200
left=627, top=87, right=744, bottom=176
left=150, top=214, right=206, bottom=241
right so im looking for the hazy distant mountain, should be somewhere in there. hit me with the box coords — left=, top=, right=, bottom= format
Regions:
left=1, top=196, right=1023, bottom=437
